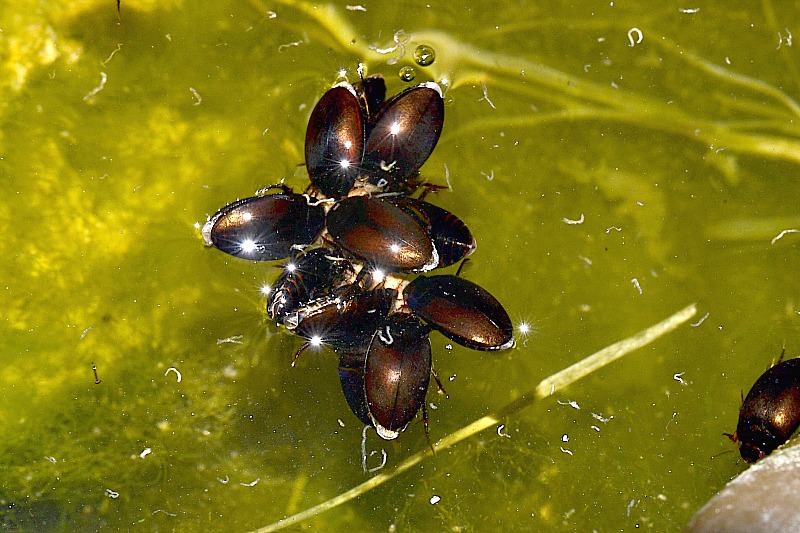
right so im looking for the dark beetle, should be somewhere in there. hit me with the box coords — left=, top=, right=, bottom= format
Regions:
left=202, top=186, right=325, bottom=261
left=394, top=198, right=476, bottom=268
left=726, top=357, right=800, bottom=462
left=288, top=287, right=395, bottom=363
left=362, top=82, right=444, bottom=191
left=305, top=84, right=365, bottom=199
left=356, top=74, right=387, bottom=119
left=335, top=315, right=434, bottom=440
left=404, top=274, right=514, bottom=351
left=267, top=248, right=352, bottom=324
left=326, top=195, right=438, bottom=272
left=337, top=348, right=372, bottom=427
left=364, top=313, right=432, bottom=440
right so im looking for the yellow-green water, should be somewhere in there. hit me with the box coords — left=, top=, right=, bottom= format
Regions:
left=2, top=1, right=800, bottom=530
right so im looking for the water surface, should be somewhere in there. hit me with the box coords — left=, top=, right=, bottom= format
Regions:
left=2, top=1, right=799, bottom=530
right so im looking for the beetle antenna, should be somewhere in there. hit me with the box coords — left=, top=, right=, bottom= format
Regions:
left=710, top=448, right=736, bottom=460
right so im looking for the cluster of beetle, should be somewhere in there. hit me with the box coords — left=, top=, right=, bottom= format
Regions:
left=200, top=70, right=800, bottom=462
left=202, top=73, right=514, bottom=441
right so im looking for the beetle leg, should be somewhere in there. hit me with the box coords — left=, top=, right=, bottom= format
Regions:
left=292, top=341, right=310, bottom=367
left=422, top=402, right=435, bottom=455
left=455, top=257, right=471, bottom=278
left=416, top=182, right=449, bottom=202
left=255, top=182, right=292, bottom=196
left=431, top=365, right=448, bottom=398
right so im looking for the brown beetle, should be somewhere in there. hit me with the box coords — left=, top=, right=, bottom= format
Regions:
left=289, top=287, right=395, bottom=364
left=726, top=356, right=800, bottom=462
left=364, top=313, right=432, bottom=440
left=403, top=274, right=514, bottom=351
left=305, top=84, right=365, bottom=199
left=202, top=185, right=325, bottom=262
left=361, top=82, right=444, bottom=191
left=326, top=196, right=438, bottom=272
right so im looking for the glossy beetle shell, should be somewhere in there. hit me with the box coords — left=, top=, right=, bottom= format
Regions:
left=418, top=201, right=476, bottom=267
left=305, top=79, right=443, bottom=196
left=394, top=199, right=476, bottom=268
left=404, top=274, right=514, bottom=351
left=365, top=313, right=432, bottom=440
left=730, top=358, right=800, bottom=462
left=356, top=74, right=387, bottom=119
left=326, top=196, right=438, bottom=272
left=362, top=82, right=444, bottom=190
left=337, top=348, right=372, bottom=427
left=305, top=84, right=364, bottom=198
left=267, top=248, right=351, bottom=324
left=291, top=287, right=395, bottom=352
left=203, top=192, right=325, bottom=261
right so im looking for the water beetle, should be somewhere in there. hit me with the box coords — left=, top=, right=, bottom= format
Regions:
left=288, top=287, right=395, bottom=364
left=305, top=84, right=365, bottom=199
left=202, top=186, right=325, bottom=261
left=422, top=201, right=476, bottom=267
left=404, top=274, right=514, bottom=351
left=356, top=74, right=387, bottom=119
left=326, top=195, right=439, bottom=272
left=362, top=82, right=444, bottom=191
left=393, top=199, right=476, bottom=268
left=726, top=357, right=800, bottom=462
left=364, top=313, right=432, bottom=440
left=266, top=248, right=352, bottom=324
left=337, top=348, right=372, bottom=427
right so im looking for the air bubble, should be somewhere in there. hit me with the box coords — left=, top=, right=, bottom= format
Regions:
left=398, top=66, right=416, bottom=82
left=414, top=45, right=435, bottom=66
